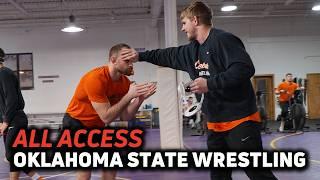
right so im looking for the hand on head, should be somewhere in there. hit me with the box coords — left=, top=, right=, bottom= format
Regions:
left=119, top=48, right=139, bottom=63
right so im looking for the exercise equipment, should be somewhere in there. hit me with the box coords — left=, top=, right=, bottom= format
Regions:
left=279, top=89, right=306, bottom=132
left=287, top=89, right=306, bottom=131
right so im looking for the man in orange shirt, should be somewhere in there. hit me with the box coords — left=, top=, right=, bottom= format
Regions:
left=275, top=73, right=298, bottom=132
left=63, top=43, right=156, bottom=180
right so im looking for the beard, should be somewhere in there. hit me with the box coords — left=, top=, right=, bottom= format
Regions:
left=186, top=29, right=196, bottom=41
left=127, top=67, right=134, bottom=76
left=187, top=31, right=196, bottom=41
left=188, top=35, right=196, bottom=41
left=119, top=66, right=133, bottom=76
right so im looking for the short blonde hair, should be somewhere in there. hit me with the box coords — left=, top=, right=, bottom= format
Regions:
left=180, top=1, right=212, bottom=26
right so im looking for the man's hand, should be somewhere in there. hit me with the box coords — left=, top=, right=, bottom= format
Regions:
left=120, top=48, right=139, bottom=62
left=120, top=82, right=157, bottom=122
left=141, top=82, right=157, bottom=100
left=0, top=122, right=8, bottom=136
left=190, top=78, right=208, bottom=94
left=127, top=83, right=149, bottom=99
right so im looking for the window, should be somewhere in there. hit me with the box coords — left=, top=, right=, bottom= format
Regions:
left=4, top=53, right=34, bottom=90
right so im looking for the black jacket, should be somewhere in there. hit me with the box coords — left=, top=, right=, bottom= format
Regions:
left=0, top=66, right=25, bottom=124
left=139, top=28, right=257, bottom=123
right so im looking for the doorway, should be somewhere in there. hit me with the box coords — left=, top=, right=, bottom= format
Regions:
left=252, top=75, right=275, bottom=120
left=307, top=73, right=320, bottom=120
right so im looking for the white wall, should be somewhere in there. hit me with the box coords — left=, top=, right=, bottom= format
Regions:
left=0, top=22, right=159, bottom=114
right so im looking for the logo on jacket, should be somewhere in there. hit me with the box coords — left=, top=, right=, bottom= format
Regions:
left=195, top=60, right=209, bottom=70
left=195, top=60, right=210, bottom=76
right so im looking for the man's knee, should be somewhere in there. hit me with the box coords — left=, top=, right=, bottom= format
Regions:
left=76, top=170, right=91, bottom=180
left=9, top=171, right=20, bottom=180
left=101, top=170, right=117, bottom=180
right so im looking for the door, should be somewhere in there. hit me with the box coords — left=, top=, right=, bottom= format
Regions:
left=307, top=73, right=320, bottom=119
left=252, top=75, right=275, bottom=120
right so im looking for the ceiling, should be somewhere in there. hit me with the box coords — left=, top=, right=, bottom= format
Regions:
left=0, top=0, right=319, bottom=28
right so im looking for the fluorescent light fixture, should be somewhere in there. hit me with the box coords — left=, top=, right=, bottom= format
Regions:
left=312, top=5, right=320, bottom=11
left=221, top=5, right=237, bottom=12
left=61, top=26, right=84, bottom=33
left=61, top=14, right=84, bottom=33
left=19, top=71, right=24, bottom=74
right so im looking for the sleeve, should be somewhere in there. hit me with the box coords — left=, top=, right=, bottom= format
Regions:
left=207, top=33, right=255, bottom=90
left=0, top=73, right=19, bottom=123
left=139, top=43, right=194, bottom=72
left=84, top=74, right=109, bottom=103
left=277, top=83, right=283, bottom=91
left=0, top=111, right=3, bottom=123
left=0, top=95, right=4, bottom=123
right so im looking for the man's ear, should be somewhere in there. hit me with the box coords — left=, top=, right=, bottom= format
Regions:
left=192, top=16, right=199, bottom=25
left=110, top=56, right=117, bottom=64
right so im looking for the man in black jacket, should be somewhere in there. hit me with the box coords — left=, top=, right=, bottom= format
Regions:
left=0, top=48, right=43, bottom=180
left=126, top=1, right=278, bottom=180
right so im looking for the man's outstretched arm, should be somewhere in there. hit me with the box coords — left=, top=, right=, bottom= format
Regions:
left=124, top=46, right=194, bottom=72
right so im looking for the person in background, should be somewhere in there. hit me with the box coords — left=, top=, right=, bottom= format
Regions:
left=275, top=73, right=299, bottom=132
left=0, top=48, right=43, bottom=180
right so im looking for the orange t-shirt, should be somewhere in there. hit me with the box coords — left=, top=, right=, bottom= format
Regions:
left=66, top=66, right=130, bottom=128
left=277, top=81, right=298, bottom=102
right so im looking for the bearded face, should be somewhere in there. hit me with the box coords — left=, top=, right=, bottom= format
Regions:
left=118, top=65, right=133, bottom=76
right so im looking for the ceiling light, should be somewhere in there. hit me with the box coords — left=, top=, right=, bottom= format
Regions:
left=312, top=5, right=320, bottom=11
left=61, top=15, right=84, bottom=33
left=221, top=5, right=238, bottom=12
left=61, top=26, right=84, bottom=33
